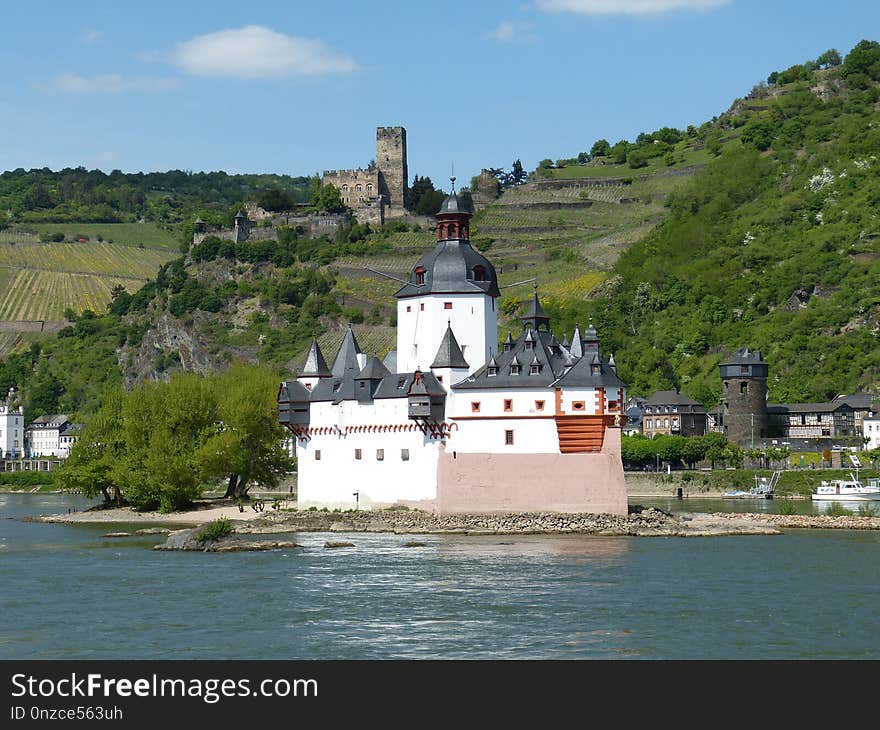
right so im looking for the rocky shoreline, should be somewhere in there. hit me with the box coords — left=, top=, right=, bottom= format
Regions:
left=150, top=507, right=783, bottom=550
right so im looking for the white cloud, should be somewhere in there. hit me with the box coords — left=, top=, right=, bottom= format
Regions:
left=171, top=25, right=358, bottom=79
left=536, top=0, right=730, bottom=15
left=53, top=73, right=179, bottom=93
left=81, top=29, right=103, bottom=45
left=489, top=21, right=535, bottom=42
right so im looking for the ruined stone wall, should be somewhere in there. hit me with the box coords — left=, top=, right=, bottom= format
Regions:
left=376, top=126, right=407, bottom=209
left=322, top=168, right=380, bottom=209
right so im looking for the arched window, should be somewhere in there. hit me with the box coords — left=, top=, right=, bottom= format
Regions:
left=367, top=183, right=373, bottom=192
left=447, top=224, right=457, bottom=239
left=356, top=184, right=362, bottom=192
left=473, top=265, right=486, bottom=281
left=415, top=266, right=426, bottom=286
left=341, top=184, right=349, bottom=192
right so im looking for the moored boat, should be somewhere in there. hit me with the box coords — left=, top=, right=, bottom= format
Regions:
left=811, top=474, right=880, bottom=501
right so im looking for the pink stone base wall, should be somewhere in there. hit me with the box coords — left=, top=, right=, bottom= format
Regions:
left=433, top=427, right=628, bottom=516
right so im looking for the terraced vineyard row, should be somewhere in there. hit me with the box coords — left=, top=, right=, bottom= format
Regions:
left=0, top=229, right=39, bottom=244
left=0, top=241, right=173, bottom=278
left=0, top=269, right=143, bottom=320
left=314, top=324, right=398, bottom=363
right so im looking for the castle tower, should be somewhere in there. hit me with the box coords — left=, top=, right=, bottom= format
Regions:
left=376, top=126, right=408, bottom=209
left=0, top=387, right=24, bottom=459
left=395, top=180, right=499, bottom=375
left=719, top=347, right=769, bottom=447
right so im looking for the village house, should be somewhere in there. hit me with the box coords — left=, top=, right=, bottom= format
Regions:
left=641, top=391, right=708, bottom=437
left=26, top=415, right=80, bottom=459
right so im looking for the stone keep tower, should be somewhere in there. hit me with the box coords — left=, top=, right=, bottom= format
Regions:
left=376, top=126, right=408, bottom=209
left=719, top=347, right=769, bottom=447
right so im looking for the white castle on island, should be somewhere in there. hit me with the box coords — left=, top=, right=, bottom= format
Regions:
left=278, top=184, right=628, bottom=514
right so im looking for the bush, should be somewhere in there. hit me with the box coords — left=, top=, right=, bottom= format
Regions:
left=196, top=517, right=233, bottom=543
left=0, top=471, right=56, bottom=487
left=777, top=501, right=798, bottom=515
left=824, top=502, right=852, bottom=516
left=857, top=503, right=879, bottom=517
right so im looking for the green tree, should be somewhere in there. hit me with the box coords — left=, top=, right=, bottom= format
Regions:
left=310, top=183, right=347, bottom=214
left=590, top=139, right=611, bottom=157
left=56, top=388, right=126, bottom=505
left=197, top=363, right=294, bottom=499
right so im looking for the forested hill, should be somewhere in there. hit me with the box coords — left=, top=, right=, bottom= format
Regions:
left=0, top=168, right=315, bottom=226
left=574, top=40, right=880, bottom=407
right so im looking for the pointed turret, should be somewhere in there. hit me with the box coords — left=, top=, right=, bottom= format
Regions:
left=355, top=356, right=390, bottom=403
left=331, top=325, right=363, bottom=377
left=521, top=286, right=551, bottom=332
left=431, top=322, right=469, bottom=370
left=569, top=324, right=584, bottom=358
left=300, top=338, right=331, bottom=378
left=502, top=331, right=515, bottom=352
left=583, top=317, right=600, bottom=356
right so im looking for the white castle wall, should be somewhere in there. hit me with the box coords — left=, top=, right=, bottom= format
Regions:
left=396, top=293, right=497, bottom=375
left=296, top=397, right=441, bottom=508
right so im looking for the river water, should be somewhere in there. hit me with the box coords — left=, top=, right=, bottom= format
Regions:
left=2, top=493, right=879, bottom=659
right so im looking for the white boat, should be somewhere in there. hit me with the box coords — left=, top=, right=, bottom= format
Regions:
left=811, top=474, right=880, bottom=501
left=723, top=471, right=779, bottom=499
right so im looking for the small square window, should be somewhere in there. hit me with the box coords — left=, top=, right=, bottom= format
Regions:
left=354, top=448, right=362, bottom=460
left=314, top=450, right=321, bottom=460
left=406, top=306, right=411, bottom=312
left=471, top=402, right=481, bottom=413
left=504, top=399, right=513, bottom=412
left=420, top=303, right=425, bottom=311
left=505, top=430, right=514, bottom=445
left=437, top=375, right=443, bottom=383
left=444, top=302, right=453, bottom=309
left=401, top=449, right=409, bottom=461
left=535, top=400, right=545, bottom=411
left=376, top=449, right=384, bottom=461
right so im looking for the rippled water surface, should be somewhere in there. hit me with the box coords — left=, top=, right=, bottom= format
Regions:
left=2, top=493, right=880, bottom=659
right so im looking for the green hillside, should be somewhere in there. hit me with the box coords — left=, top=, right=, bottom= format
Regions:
left=3, top=39, right=880, bottom=422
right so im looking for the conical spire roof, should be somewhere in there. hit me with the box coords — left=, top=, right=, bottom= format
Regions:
left=356, top=356, right=390, bottom=381
left=431, top=322, right=469, bottom=370
left=300, top=338, right=330, bottom=378
left=521, top=286, right=550, bottom=331
left=331, top=325, right=363, bottom=377
left=569, top=324, right=584, bottom=358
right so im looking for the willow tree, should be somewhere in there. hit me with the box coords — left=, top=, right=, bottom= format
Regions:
left=56, top=387, right=126, bottom=505
left=197, top=362, right=293, bottom=500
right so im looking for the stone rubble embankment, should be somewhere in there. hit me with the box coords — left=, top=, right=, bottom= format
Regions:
left=151, top=508, right=781, bottom=551
left=711, top=512, right=880, bottom=530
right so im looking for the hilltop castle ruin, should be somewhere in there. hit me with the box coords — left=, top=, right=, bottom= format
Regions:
left=322, top=126, right=409, bottom=225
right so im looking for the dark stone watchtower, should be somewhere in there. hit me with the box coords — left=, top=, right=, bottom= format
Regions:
left=719, top=347, right=769, bottom=447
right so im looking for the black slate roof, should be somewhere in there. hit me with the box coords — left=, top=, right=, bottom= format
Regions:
left=453, top=328, right=570, bottom=391
left=551, top=351, right=627, bottom=389
left=644, top=390, right=705, bottom=408
left=355, top=356, right=390, bottom=381
left=395, top=239, right=501, bottom=298
left=723, top=347, right=765, bottom=365
left=430, top=323, right=469, bottom=369
left=278, top=380, right=312, bottom=403
left=374, top=371, right=446, bottom=399
left=330, top=325, right=363, bottom=378
left=300, top=338, right=331, bottom=378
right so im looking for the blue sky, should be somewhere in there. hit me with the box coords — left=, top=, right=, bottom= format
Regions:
left=2, top=0, right=879, bottom=189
